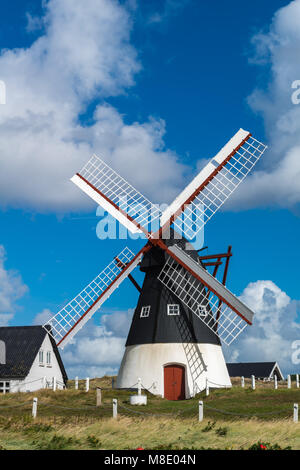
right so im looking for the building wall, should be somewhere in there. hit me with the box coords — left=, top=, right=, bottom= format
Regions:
left=116, top=343, right=231, bottom=399
left=9, top=334, right=65, bottom=393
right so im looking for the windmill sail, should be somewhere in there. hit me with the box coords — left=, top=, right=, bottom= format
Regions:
left=71, top=155, right=160, bottom=236
left=157, top=244, right=253, bottom=345
left=159, top=129, right=267, bottom=240
left=43, top=246, right=148, bottom=349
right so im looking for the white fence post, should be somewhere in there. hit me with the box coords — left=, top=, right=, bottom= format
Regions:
left=293, top=404, right=298, bottom=423
left=96, top=388, right=102, bottom=407
left=75, top=376, right=78, bottom=390
left=137, top=378, right=142, bottom=396
left=52, top=377, right=57, bottom=392
left=296, top=374, right=299, bottom=389
left=287, top=375, right=291, bottom=389
left=32, top=397, right=38, bottom=419
left=274, top=375, right=278, bottom=390
left=113, top=399, right=118, bottom=419
left=86, top=377, right=90, bottom=392
left=199, top=400, right=204, bottom=422
left=251, top=375, right=255, bottom=390
left=43, top=376, right=47, bottom=389
left=206, top=378, right=209, bottom=397
left=241, top=376, right=245, bottom=388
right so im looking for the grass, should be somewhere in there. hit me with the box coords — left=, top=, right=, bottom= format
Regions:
left=0, top=376, right=299, bottom=450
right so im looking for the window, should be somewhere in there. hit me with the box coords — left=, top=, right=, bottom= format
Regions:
left=197, top=305, right=207, bottom=318
left=39, top=350, right=44, bottom=365
left=46, top=351, right=51, bottom=366
left=140, top=306, right=151, bottom=318
left=0, top=381, right=10, bottom=394
left=167, top=304, right=180, bottom=316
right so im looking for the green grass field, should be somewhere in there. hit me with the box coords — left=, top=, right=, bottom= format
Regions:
left=0, top=377, right=299, bottom=450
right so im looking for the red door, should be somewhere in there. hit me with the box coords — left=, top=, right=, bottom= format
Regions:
left=164, top=365, right=185, bottom=400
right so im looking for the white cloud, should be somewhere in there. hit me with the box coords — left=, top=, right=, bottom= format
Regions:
left=32, top=308, right=53, bottom=325
left=229, top=0, right=300, bottom=210
left=61, top=308, right=133, bottom=378
left=0, top=246, right=28, bottom=325
left=0, top=0, right=186, bottom=213
left=225, top=280, right=300, bottom=374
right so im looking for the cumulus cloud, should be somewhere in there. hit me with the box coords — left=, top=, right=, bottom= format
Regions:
left=61, top=308, right=133, bottom=378
left=0, top=246, right=28, bottom=325
left=229, top=0, right=300, bottom=211
left=32, top=308, right=53, bottom=325
left=224, top=280, right=300, bottom=374
left=0, top=0, right=186, bottom=213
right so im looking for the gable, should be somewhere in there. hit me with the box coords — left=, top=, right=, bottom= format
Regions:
left=0, top=326, right=67, bottom=382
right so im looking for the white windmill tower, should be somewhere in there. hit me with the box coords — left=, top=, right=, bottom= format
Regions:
left=44, top=129, right=267, bottom=400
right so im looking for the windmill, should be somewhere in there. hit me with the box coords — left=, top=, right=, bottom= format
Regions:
left=44, top=129, right=267, bottom=400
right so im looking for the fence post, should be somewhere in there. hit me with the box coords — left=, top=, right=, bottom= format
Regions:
left=241, top=376, right=245, bottom=388
left=137, top=378, right=142, bottom=396
left=274, top=375, right=278, bottom=390
left=199, top=400, right=204, bottom=422
left=96, top=388, right=102, bottom=407
left=287, top=375, right=291, bottom=389
left=32, top=397, right=38, bottom=419
left=293, top=404, right=298, bottom=423
left=86, top=377, right=90, bottom=392
left=75, top=376, right=78, bottom=390
left=251, top=375, right=255, bottom=390
left=53, top=376, right=57, bottom=392
left=113, top=399, right=118, bottom=419
left=206, top=378, right=209, bottom=397
left=296, top=374, right=299, bottom=389
left=43, top=376, right=47, bottom=389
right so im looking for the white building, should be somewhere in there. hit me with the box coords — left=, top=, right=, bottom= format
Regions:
left=0, top=326, right=67, bottom=393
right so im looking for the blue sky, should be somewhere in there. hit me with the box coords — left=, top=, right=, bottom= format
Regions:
left=0, top=0, right=300, bottom=377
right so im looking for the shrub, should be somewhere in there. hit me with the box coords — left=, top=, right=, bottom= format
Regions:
left=215, top=426, right=228, bottom=437
left=87, top=435, right=102, bottom=449
left=248, top=441, right=292, bottom=451
left=201, top=421, right=216, bottom=433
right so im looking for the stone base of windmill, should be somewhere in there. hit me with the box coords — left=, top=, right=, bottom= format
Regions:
left=130, top=394, right=147, bottom=405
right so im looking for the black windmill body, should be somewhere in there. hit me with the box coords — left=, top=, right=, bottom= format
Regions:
left=126, top=231, right=220, bottom=349
left=44, top=129, right=267, bottom=400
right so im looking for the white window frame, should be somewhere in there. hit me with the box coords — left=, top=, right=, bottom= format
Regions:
left=167, top=304, right=180, bottom=316
left=46, top=351, right=51, bottom=366
left=0, top=381, right=10, bottom=394
left=197, top=305, right=208, bottom=318
left=39, top=350, right=44, bottom=365
left=140, top=306, right=151, bottom=318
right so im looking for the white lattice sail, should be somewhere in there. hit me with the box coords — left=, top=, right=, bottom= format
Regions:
left=160, top=129, right=267, bottom=240
left=71, top=155, right=160, bottom=235
left=43, top=247, right=144, bottom=349
left=158, top=244, right=254, bottom=345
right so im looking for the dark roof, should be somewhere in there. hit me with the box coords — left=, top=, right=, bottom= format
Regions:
left=140, top=228, right=200, bottom=271
left=226, top=362, right=283, bottom=379
left=0, top=325, right=68, bottom=382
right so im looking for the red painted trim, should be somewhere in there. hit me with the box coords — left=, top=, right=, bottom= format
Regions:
left=57, top=244, right=151, bottom=347
left=216, top=246, right=232, bottom=323
left=156, top=239, right=252, bottom=326
left=155, top=133, right=252, bottom=239
left=198, top=252, right=233, bottom=261
left=76, top=173, right=151, bottom=238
